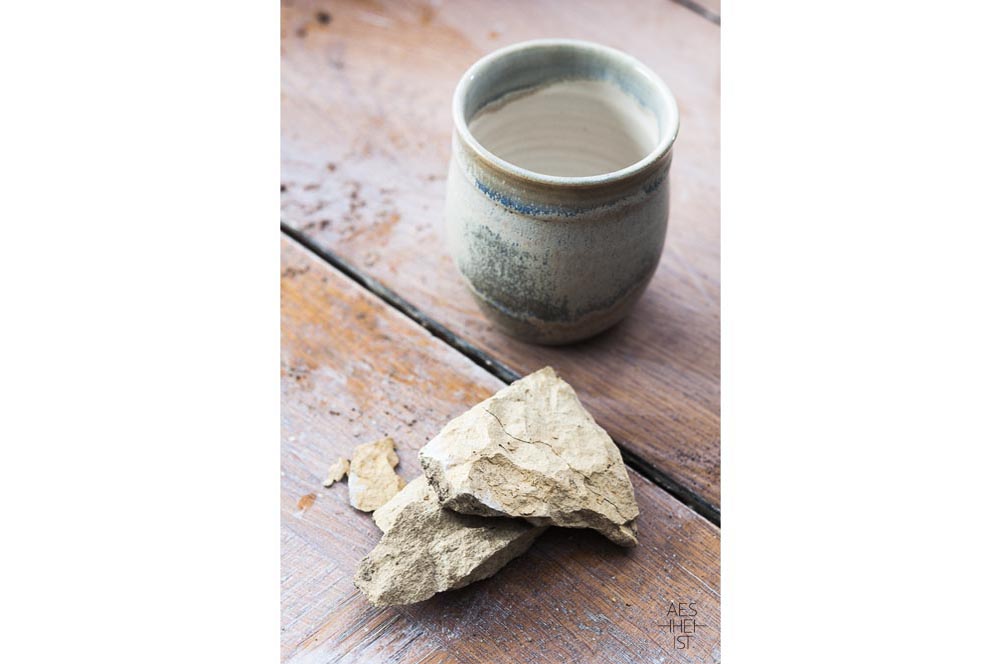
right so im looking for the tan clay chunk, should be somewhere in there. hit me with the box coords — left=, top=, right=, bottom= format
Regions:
left=356, top=476, right=546, bottom=606
left=348, top=437, right=405, bottom=512
left=322, top=458, right=350, bottom=487
left=372, top=474, right=431, bottom=532
left=419, top=367, right=640, bottom=546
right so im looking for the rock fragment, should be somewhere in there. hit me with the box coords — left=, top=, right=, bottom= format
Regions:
left=356, top=475, right=546, bottom=606
left=372, top=474, right=430, bottom=532
left=419, top=367, right=640, bottom=546
left=322, top=457, right=350, bottom=487
left=348, top=437, right=406, bottom=512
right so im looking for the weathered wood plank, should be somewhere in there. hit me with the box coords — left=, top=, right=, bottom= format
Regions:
left=281, top=236, right=720, bottom=663
left=281, top=0, right=721, bottom=511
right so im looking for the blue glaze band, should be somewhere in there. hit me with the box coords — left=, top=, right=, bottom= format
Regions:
left=474, top=172, right=667, bottom=218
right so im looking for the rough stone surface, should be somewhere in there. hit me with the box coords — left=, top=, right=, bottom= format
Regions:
left=348, top=437, right=406, bottom=512
left=322, top=458, right=350, bottom=487
left=356, top=476, right=546, bottom=606
left=372, top=474, right=430, bottom=532
left=419, top=367, right=640, bottom=546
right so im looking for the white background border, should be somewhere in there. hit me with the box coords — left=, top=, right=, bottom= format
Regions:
left=724, top=1, right=1000, bottom=660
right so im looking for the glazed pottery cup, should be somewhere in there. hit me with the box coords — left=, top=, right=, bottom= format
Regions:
left=445, top=39, right=679, bottom=345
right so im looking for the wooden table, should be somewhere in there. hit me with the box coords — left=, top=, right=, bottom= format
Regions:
left=282, top=1, right=720, bottom=661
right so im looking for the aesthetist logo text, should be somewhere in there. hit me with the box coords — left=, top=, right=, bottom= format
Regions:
left=659, top=601, right=704, bottom=649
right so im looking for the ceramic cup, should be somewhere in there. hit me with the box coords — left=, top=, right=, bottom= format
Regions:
left=445, top=39, right=679, bottom=345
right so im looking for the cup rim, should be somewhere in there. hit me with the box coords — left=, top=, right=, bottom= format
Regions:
left=452, top=38, right=680, bottom=188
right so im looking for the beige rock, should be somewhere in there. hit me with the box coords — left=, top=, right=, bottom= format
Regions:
left=322, top=457, right=350, bottom=487
left=419, top=367, right=640, bottom=546
left=372, top=474, right=430, bottom=532
left=348, top=437, right=405, bottom=512
left=356, top=476, right=546, bottom=606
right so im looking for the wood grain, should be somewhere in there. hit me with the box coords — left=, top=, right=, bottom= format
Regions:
left=674, top=0, right=721, bottom=23
left=281, top=236, right=720, bottom=663
left=281, top=0, right=721, bottom=512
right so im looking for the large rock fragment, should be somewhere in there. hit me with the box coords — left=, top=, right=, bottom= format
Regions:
left=419, top=367, right=640, bottom=546
left=348, top=437, right=406, bottom=512
left=371, top=474, right=429, bottom=532
left=355, top=476, right=546, bottom=606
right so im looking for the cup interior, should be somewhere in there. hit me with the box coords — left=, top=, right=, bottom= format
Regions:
left=457, top=41, right=677, bottom=179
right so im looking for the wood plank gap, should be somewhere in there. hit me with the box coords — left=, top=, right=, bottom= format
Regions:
left=281, top=221, right=520, bottom=383
left=281, top=223, right=721, bottom=527
left=668, top=0, right=720, bottom=25
left=618, top=445, right=720, bottom=526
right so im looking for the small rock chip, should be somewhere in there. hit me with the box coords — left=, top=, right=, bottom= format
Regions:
left=355, top=476, right=546, bottom=606
left=322, top=458, right=350, bottom=487
left=348, top=437, right=405, bottom=512
left=420, top=367, right=640, bottom=546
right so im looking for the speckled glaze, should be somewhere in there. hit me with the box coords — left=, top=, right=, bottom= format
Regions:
left=446, top=39, right=680, bottom=345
